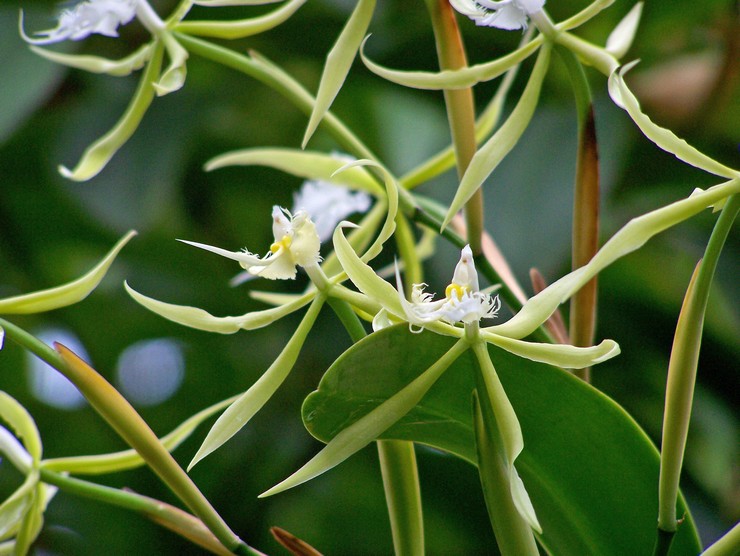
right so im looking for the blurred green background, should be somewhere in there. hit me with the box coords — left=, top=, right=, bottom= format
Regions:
left=1, top=0, right=737, bottom=553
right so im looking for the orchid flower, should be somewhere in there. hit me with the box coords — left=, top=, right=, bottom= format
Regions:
left=180, top=206, right=321, bottom=283
left=293, top=178, right=372, bottom=243
left=396, top=245, right=501, bottom=331
left=19, top=0, right=307, bottom=180
left=450, top=0, right=546, bottom=31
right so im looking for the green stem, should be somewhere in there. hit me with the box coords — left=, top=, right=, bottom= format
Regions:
left=424, top=0, right=483, bottom=255
left=174, top=34, right=376, bottom=161
left=652, top=528, right=675, bottom=556
left=657, top=194, right=739, bottom=539
left=327, top=296, right=425, bottom=556
left=557, top=45, right=599, bottom=383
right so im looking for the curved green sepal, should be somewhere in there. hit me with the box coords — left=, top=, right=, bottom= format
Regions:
left=608, top=63, right=740, bottom=180
left=302, top=0, right=376, bottom=148
left=0, top=231, right=136, bottom=315
left=442, top=44, right=551, bottom=230
left=176, top=0, right=305, bottom=40
left=125, top=281, right=315, bottom=333
left=29, top=44, right=153, bottom=76
left=605, top=2, right=643, bottom=59
left=189, top=296, right=324, bottom=470
left=59, top=43, right=165, bottom=181
left=205, top=147, right=383, bottom=195
left=302, top=325, right=702, bottom=555
left=154, top=33, right=188, bottom=95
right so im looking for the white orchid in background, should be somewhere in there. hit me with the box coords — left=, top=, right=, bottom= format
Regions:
left=293, top=179, right=372, bottom=243
left=397, top=245, right=501, bottom=331
left=21, top=0, right=140, bottom=44
left=450, top=0, right=546, bottom=30
left=180, top=206, right=321, bottom=282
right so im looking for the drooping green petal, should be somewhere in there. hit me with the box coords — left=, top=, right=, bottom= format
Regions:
left=153, top=33, right=188, bottom=95
left=472, top=343, right=541, bottom=531
left=321, top=202, right=386, bottom=277
left=189, top=296, right=325, bottom=470
left=0, top=231, right=136, bottom=315
left=259, top=338, right=468, bottom=497
left=12, top=482, right=55, bottom=556
left=0, top=393, right=41, bottom=464
left=333, top=226, right=404, bottom=318
left=302, top=0, right=376, bottom=148
left=608, top=63, right=740, bottom=179
left=442, top=44, right=552, bottom=230
left=361, top=34, right=541, bottom=91
left=0, top=471, right=38, bottom=540
left=605, top=2, right=643, bottom=59
left=205, top=147, right=383, bottom=195
left=125, top=281, right=315, bottom=333
left=485, top=179, right=740, bottom=339
left=42, top=394, right=238, bottom=475
left=29, top=44, right=153, bottom=76
left=59, top=42, right=165, bottom=181
left=480, top=331, right=620, bottom=369
left=176, top=0, right=305, bottom=40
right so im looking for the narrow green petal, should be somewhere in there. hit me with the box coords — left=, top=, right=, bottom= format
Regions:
left=175, top=0, right=305, bottom=40
left=42, top=394, right=238, bottom=475
left=608, top=63, right=740, bottom=179
left=153, top=33, right=188, bottom=95
left=558, top=0, right=616, bottom=30
left=442, top=44, right=552, bottom=230
left=0, top=471, right=38, bottom=539
left=0, top=231, right=136, bottom=315
left=302, top=0, right=376, bottom=148
left=333, top=226, right=403, bottom=317
left=59, top=43, right=164, bottom=181
left=205, top=147, right=384, bottom=195
left=0, top=392, right=41, bottom=462
left=29, top=44, right=152, bottom=76
left=259, top=338, right=468, bottom=497
left=472, top=343, right=541, bottom=533
left=189, top=297, right=324, bottom=469
left=125, top=282, right=315, bottom=333
left=12, top=482, right=53, bottom=556
left=480, top=331, right=620, bottom=369
left=605, top=2, right=643, bottom=59
left=485, top=179, right=740, bottom=339
left=321, top=202, right=386, bottom=277
left=193, top=0, right=284, bottom=5
left=361, top=34, right=541, bottom=90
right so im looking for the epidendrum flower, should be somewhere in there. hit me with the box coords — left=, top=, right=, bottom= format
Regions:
left=181, top=206, right=321, bottom=282
left=21, top=0, right=140, bottom=45
left=397, top=245, right=501, bottom=330
left=450, top=0, right=546, bottom=30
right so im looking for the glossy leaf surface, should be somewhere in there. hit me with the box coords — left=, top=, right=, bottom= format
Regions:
left=302, top=325, right=702, bottom=555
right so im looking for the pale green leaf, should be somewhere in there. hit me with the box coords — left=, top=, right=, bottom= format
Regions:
left=205, top=147, right=384, bottom=195
left=605, top=3, right=643, bottom=59
left=608, top=63, right=740, bottom=179
left=189, top=297, right=324, bottom=469
left=0, top=231, right=136, bottom=315
left=443, top=44, right=552, bottom=230
left=176, top=0, right=305, bottom=40
left=125, top=281, right=315, bottom=333
left=41, top=394, right=238, bottom=474
left=302, top=0, right=376, bottom=148
left=59, top=43, right=164, bottom=181
left=486, top=179, right=740, bottom=339
left=259, top=338, right=468, bottom=497
left=29, top=44, right=152, bottom=76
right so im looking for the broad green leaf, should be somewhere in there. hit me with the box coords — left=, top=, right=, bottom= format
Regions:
left=442, top=44, right=552, bottom=230
left=42, top=394, right=239, bottom=474
left=29, top=44, right=153, bottom=76
left=605, top=2, right=643, bottom=59
left=125, top=281, right=315, bottom=333
left=59, top=42, right=164, bottom=181
left=486, top=179, right=740, bottom=339
left=0, top=231, right=136, bottom=315
left=205, top=148, right=384, bottom=195
left=175, top=0, right=306, bottom=39
left=608, top=63, right=740, bottom=180
left=189, top=296, right=325, bottom=470
left=260, top=338, right=468, bottom=497
left=302, top=0, right=376, bottom=148
left=302, top=326, right=702, bottom=556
